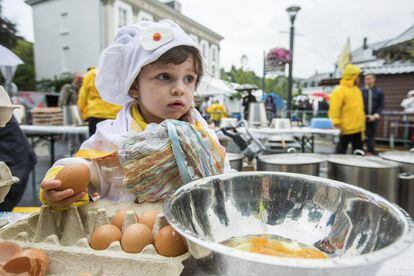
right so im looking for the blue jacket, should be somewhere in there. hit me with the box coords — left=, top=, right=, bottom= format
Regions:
left=361, top=86, right=384, bottom=115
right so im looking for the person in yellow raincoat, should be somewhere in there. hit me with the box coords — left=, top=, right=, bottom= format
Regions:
left=77, top=67, right=122, bottom=136
left=206, top=100, right=227, bottom=126
left=328, top=64, right=365, bottom=154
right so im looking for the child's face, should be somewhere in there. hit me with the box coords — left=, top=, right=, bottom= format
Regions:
left=137, top=56, right=197, bottom=124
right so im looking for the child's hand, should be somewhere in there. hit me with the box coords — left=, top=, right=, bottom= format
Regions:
left=40, top=179, right=87, bottom=208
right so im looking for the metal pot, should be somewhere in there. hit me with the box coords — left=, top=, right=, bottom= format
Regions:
left=257, top=152, right=326, bottom=176
left=164, top=172, right=414, bottom=276
left=379, top=151, right=414, bottom=216
left=327, top=155, right=400, bottom=202
left=398, top=173, right=414, bottom=217
left=247, top=102, right=268, bottom=127
left=379, top=151, right=414, bottom=174
left=228, top=153, right=244, bottom=171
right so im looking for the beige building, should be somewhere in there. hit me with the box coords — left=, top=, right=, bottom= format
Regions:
left=27, top=0, right=223, bottom=80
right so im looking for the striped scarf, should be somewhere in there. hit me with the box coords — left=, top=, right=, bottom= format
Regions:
left=118, top=119, right=225, bottom=203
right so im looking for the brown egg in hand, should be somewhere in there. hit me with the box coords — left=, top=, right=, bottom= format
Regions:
left=121, top=223, right=153, bottom=253
left=90, top=224, right=122, bottom=250
left=155, top=225, right=188, bottom=257
left=139, top=210, right=159, bottom=231
left=55, top=163, right=90, bottom=194
left=111, top=209, right=138, bottom=231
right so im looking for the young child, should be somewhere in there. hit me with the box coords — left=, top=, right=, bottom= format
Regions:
left=40, top=20, right=231, bottom=208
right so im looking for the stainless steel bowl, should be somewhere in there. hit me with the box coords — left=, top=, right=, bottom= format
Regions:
left=164, top=172, right=414, bottom=276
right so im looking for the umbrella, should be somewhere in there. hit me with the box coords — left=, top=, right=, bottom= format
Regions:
left=310, top=91, right=330, bottom=100
left=235, top=83, right=258, bottom=91
left=0, top=45, right=23, bottom=66
left=197, top=77, right=235, bottom=96
left=0, top=44, right=24, bottom=97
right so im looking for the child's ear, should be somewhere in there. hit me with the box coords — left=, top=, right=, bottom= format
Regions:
left=129, top=88, right=140, bottom=99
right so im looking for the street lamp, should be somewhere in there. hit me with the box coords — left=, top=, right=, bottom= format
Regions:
left=286, top=5, right=300, bottom=117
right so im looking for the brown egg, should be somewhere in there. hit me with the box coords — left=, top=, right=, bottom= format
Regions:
left=154, top=225, right=188, bottom=257
left=139, top=210, right=159, bottom=231
left=90, top=224, right=122, bottom=250
left=121, top=223, right=153, bottom=253
left=111, top=209, right=138, bottom=231
left=55, top=163, right=90, bottom=194
left=0, top=241, right=21, bottom=266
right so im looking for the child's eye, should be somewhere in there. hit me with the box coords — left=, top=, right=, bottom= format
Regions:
left=184, top=75, right=195, bottom=83
left=157, top=73, right=170, bottom=81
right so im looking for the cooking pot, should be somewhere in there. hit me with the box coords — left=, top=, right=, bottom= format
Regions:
left=379, top=151, right=414, bottom=216
left=327, top=154, right=400, bottom=202
left=228, top=153, right=244, bottom=171
left=257, top=149, right=326, bottom=176
left=379, top=151, right=414, bottom=174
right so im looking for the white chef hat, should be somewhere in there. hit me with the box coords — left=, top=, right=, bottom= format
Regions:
left=96, top=19, right=198, bottom=105
left=408, top=90, right=414, bottom=97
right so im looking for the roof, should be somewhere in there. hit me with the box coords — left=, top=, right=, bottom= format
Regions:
left=351, top=39, right=389, bottom=64
left=362, top=61, right=414, bottom=75
left=382, top=24, right=414, bottom=49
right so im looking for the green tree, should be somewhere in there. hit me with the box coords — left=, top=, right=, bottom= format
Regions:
left=221, top=65, right=301, bottom=99
left=12, top=39, right=36, bottom=90
left=0, top=0, right=18, bottom=49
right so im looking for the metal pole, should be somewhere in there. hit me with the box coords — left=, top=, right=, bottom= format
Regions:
left=287, top=23, right=295, bottom=117
left=262, top=51, right=266, bottom=92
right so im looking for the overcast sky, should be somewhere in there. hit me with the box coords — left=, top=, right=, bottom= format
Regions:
left=3, top=0, right=414, bottom=78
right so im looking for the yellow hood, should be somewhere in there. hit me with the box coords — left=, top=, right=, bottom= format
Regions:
left=340, top=64, right=361, bottom=87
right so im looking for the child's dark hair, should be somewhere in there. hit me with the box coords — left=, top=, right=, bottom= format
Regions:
left=154, top=45, right=203, bottom=86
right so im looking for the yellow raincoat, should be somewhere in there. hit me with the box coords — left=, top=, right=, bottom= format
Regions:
left=206, top=103, right=227, bottom=122
left=77, top=68, right=122, bottom=121
left=328, top=64, right=365, bottom=135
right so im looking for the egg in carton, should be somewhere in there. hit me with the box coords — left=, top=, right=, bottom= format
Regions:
left=0, top=200, right=189, bottom=276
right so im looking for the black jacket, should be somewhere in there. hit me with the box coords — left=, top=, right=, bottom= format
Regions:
left=361, top=86, right=384, bottom=115
left=0, top=116, right=36, bottom=211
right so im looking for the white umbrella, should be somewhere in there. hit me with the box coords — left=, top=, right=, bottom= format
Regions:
left=197, top=76, right=235, bottom=96
left=0, top=45, right=24, bottom=96
left=0, top=44, right=23, bottom=66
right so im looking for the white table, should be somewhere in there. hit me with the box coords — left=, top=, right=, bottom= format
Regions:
left=20, top=125, right=89, bottom=194
left=243, top=127, right=340, bottom=153
left=20, top=125, right=88, bottom=164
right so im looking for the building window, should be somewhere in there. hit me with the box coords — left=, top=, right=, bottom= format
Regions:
left=211, top=65, right=216, bottom=77
left=189, top=34, right=198, bottom=44
left=212, top=48, right=216, bottom=62
left=119, top=7, right=128, bottom=27
left=137, top=10, right=154, bottom=22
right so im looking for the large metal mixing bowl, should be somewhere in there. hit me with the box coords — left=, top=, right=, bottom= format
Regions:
left=164, top=172, right=414, bottom=276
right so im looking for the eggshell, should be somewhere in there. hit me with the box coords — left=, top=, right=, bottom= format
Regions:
left=55, top=163, right=90, bottom=194
left=111, top=209, right=138, bottom=231
left=121, top=223, right=153, bottom=253
left=139, top=210, right=159, bottom=231
left=0, top=241, right=21, bottom=266
left=154, top=225, right=187, bottom=257
left=3, top=255, right=36, bottom=275
left=90, top=224, right=122, bottom=250
left=20, top=248, right=49, bottom=275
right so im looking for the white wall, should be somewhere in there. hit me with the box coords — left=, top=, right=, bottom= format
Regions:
left=32, top=0, right=101, bottom=80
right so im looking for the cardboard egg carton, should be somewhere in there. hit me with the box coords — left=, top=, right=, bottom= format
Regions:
left=0, top=200, right=189, bottom=276
left=0, top=161, right=19, bottom=203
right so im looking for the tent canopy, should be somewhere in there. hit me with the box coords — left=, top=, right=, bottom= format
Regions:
left=197, top=77, right=235, bottom=96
